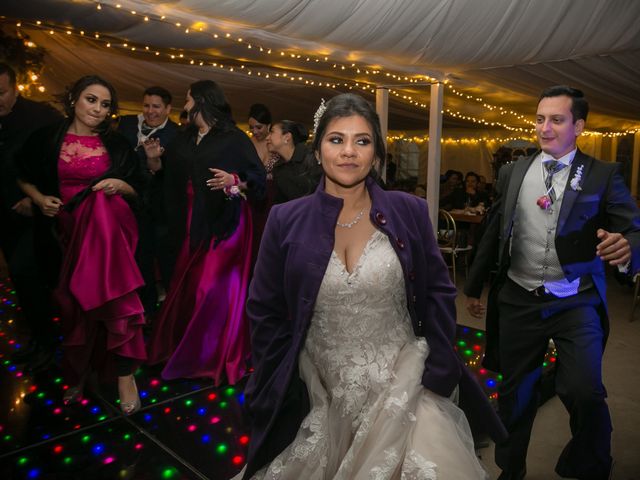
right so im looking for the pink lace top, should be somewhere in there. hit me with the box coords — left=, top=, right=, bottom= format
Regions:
left=58, top=133, right=110, bottom=203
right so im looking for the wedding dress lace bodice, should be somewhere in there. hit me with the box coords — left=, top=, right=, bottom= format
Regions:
left=305, top=229, right=426, bottom=417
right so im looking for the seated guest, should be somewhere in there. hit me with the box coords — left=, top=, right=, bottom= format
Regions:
left=118, top=86, right=179, bottom=314
left=441, top=171, right=489, bottom=211
left=267, top=120, right=321, bottom=204
left=439, top=169, right=463, bottom=204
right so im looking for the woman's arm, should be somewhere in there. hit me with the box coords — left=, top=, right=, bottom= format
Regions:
left=243, top=207, right=291, bottom=410
left=411, top=196, right=461, bottom=397
left=17, top=179, right=63, bottom=217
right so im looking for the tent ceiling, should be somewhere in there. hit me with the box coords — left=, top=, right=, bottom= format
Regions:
left=2, top=0, right=639, bottom=133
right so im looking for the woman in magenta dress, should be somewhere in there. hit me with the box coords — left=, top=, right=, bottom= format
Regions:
left=147, top=80, right=266, bottom=385
left=18, top=76, right=146, bottom=413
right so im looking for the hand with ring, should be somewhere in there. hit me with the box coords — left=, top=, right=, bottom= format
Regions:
left=206, top=168, right=232, bottom=191
left=93, top=178, right=124, bottom=196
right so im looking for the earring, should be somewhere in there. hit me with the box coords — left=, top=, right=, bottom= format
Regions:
left=317, top=158, right=321, bottom=165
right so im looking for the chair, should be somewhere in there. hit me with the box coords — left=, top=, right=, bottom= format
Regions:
left=437, top=209, right=473, bottom=284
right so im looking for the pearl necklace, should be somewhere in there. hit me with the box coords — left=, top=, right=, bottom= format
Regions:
left=337, top=208, right=365, bottom=228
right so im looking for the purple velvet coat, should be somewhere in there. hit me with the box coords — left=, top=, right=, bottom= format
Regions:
left=242, top=177, right=506, bottom=478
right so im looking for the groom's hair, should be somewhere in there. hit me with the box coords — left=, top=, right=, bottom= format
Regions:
left=539, top=85, right=589, bottom=123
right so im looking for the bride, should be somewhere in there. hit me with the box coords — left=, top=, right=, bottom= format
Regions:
left=237, top=93, right=506, bottom=479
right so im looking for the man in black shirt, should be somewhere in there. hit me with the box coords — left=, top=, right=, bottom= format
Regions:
left=118, top=86, right=178, bottom=314
left=0, top=63, right=62, bottom=371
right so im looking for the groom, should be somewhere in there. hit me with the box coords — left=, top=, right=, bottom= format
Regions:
left=464, top=85, right=640, bottom=480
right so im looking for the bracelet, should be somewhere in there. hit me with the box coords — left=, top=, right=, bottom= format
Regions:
left=231, top=173, right=239, bottom=186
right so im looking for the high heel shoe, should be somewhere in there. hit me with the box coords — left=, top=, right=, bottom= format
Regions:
left=63, top=385, right=83, bottom=405
left=118, top=375, right=141, bottom=415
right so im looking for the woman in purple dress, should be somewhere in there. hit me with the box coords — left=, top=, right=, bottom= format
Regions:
left=147, top=80, right=266, bottom=385
left=18, top=76, right=146, bottom=414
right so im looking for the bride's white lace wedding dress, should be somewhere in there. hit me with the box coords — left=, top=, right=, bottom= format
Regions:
left=240, top=230, right=487, bottom=480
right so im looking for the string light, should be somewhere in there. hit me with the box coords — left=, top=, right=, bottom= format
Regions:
left=388, top=134, right=537, bottom=145
left=9, top=11, right=639, bottom=136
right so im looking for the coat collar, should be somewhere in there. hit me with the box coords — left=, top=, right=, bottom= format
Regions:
left=557, top=149, right=593, bottom=233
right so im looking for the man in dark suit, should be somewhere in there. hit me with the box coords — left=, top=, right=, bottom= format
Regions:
left=118, top=86, right=178, bottom=314
left=464, top=85, right=640, bottom=480
left=0, top=63, right=62, bottom=372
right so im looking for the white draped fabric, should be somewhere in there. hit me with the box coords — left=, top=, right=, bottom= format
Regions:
left=2, top=0, right=639, bottom=131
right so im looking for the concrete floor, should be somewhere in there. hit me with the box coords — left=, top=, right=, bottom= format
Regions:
left=455, top=273, right=640, bottom=480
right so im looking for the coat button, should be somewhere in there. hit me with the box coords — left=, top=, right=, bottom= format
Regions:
left=412, top=295, right=417, bottom=303
left=409, top=270, right=416, bottom=281
left=374, top=211, right=387, bottom=225
left=396, top=238, right=405, bottom=249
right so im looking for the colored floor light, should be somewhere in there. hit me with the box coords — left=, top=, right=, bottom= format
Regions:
left=232, top=455, right=244, bottom=465
left=216, top=443, right=228, bottom=454
left=162, top=467, right=177, bottom=478
left=239, top=435, right=250, bottom=445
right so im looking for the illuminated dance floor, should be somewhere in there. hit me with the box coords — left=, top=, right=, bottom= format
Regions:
left=0, top=277, right=556, bottom=479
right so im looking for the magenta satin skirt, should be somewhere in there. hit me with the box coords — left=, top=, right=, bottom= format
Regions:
left=148, top=201, right=253, bottom=386
left=55, top=191, right=146, bottom=384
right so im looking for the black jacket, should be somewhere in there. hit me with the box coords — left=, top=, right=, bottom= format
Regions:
left=272, top=143, right=321, bottom=204
left=17, top=120, right=145, bottom=284
left=163, top=126, right=266, bottom=262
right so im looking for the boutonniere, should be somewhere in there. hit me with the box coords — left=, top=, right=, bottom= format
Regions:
left=570, top=164, right=584, bottom=191
left=536, top=195, right=552, bottom=210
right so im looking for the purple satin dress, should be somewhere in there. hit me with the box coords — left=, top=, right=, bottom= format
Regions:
left=148, top=181, right=253, bottom=385
left=55, top=133, right=146, bottom=384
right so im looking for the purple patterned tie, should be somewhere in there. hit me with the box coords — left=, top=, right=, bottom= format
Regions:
left=544, top=160, right=566, bottom=204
